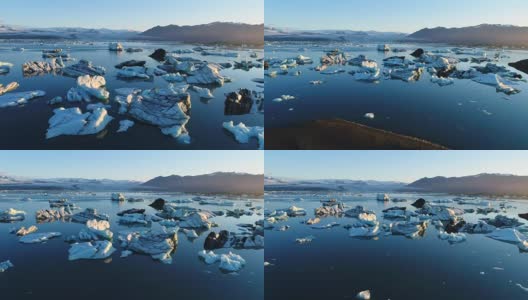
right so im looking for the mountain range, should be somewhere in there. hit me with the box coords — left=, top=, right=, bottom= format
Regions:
left=140, top=22, right=263, bottom=44
left=264, top=26, right=407, bottom=42
left=403, top=173, right=528, bottom=196
left=405, top=24, right=528, bottom=47
left=0, top=22, right=263, bottom=45
left=0, top=172, right=263, bottom=194
left=264, top=176, right=406, bottom=192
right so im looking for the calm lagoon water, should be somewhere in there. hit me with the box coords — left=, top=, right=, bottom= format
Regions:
left=0, top=190, right=263, bottom=300
left=265, top=42, right=528, bottom=149
left=0, top=41, right=263, bottom=149
left=265, top=192, right=528, bottom=300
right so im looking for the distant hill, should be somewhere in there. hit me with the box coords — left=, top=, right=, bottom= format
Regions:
left=140, top=22, right=263, bottom=45
left=142, top=172, right=264, bottom=194
left=403, top=173, right=528, bottom=196
left=265, top=177, right=405, bottom=192
left=406, top=24, right=528, bottom=47
left=265, top=26, right=407, bottom=42
left=0, top=26, right=139, bottom=40
left=0, top=176, right=140, bottom=191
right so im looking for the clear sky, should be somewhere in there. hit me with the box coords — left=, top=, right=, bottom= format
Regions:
left=265, top=151, right=528, bottom=183
left=265, top=0, right=528, bottom=33
left=3, top=0, right=264, bottom=31
left=0, top=151, right=263, bottom=181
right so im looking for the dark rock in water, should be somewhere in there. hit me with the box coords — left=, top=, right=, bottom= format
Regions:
left=464, top=208, right=475, bottom=214
left=115, top=60, right=146, bottom=69
left=219, top=62, right=233, bottom=69
left=148, top=198, right=166, bottom=210
left=117, top=208, right=146, bottom=216
left=204, top=230, right=229, bottom=250
left=410, top=48, right=424, bottom=58
left=382, top=206, right=407, bottom=212
left=224, top=89, right=254, bottom=115
left=509, top=59, right=528, bottom=75
left=411, top=198, right=426, bottom=208
left=436, top=67, right=456, bottom=78
left=149, top=49, right=167, bottom=61
left=264, top=61, right=269, bottom=70
left=445, top=219, right=466, bottom=233
left=518, top=213, right=528, bottom=221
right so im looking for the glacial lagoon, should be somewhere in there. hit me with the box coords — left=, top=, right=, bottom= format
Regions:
left=0, top=191, right=263, bottom=299
left=265, top=192, right=528, bottom=300
left=265, top=42, right=528, bottom=149
left=0, top=41, right=263, bottom=149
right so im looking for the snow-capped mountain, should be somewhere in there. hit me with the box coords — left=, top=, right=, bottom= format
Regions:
left=0, top=24, right=139, bottom=40
left=265, top=176, right=406, bottom=192
left=264, top=26, right=407, bottom=42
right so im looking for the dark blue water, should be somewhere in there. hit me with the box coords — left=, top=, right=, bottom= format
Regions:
left=265, top=42, right=528, bottom=149
left=265, top=192, right=528, bottom=300
left=0, top=191, right=263, bottom=300
left=0, top=41, right=263, bottom=149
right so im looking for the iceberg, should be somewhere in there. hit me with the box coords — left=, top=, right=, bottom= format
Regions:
left=0, top=82, right=19, bottom=96
left=85, top=219, right=113, bottom=240
left=472, top=73, right=520, bottom=95
left=295, top=235, right=315, bottom=244
left=19, top=232, right=61, bottom=244
left=438, top=231, right=467, bottom=243
left=62, top=60, right=106, bottom=77
left=117, top=66, right=150, bottom=80
left=198, top=250, right=220, bottom=264
left=487, top=228, right=527, bottom=243
left=178, top=212, right=214, bottom=229
left=223, top=121, right=264, bottom=150
left=109, top=42, right=124, bottom=51
left=111, top=193, right=126, bottom=201
left=186, top=63, right=227, bottom=85
left=391, top=221, right=428, bottom=239
left=378, top=44, right=390, bottom=52
left=0, top=260, right=13, bottom=272
left=0, top=90, right=46, bottom=108
left=460, top=221, right=496, bottom=234
left=22, top=58, right=64, bottom=76
left=36, top=207, right=72, bottom=223
left=118, top=213, right=152, bottom=226
left=162, top=73, right=185, bottom=83
left=192, top=86, right=214, bottom=99
left=377, top=194, right=390, bottom=201
left=117, top=120, right=135, bottom=133
left=0, top=208, right=26, bottom=222
left=357, top=290, right=371, bottom=299
left=66, top=75, right=109, bottom=102
left=219, top=252, right=246, bottom=272
left=0, top=62, right=13, bottom=74
left=358, top=213, right=378, bottom=226
left=431, top=75, right=454, bottom=86
left=68, top=241, right=116, bottom=260
left=72, top=208, right=109, bottom=223
left=119, top=228, right=178, bottom=264
left=286, top=206, right=306, bottom=217
left=348, top=224, right=379, bottom=237
left=46, top=106, right=113, bottom=139
left=11, top=225, right=38, bottom=236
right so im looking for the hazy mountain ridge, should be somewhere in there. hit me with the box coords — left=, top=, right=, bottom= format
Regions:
left=403, top=173, right=528, bottom=196
left=142, top=172, right=264, bottom=194
left=0, top=25, right=139, bottom=40
left=140, top=22, right=263, bottom=44
left=264, top=26, right=407, bottom=42
left=406, top=24, right=528, bottom=47
left=265, top=176, right=406, bottom=192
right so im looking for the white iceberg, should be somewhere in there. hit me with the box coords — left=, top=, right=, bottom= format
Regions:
left=348, top=224, right=379, bottom=237
left=162, top=73, right=185, bottom=83
left=0, top=208, right=26, bottom=222
left=198, top=250, right=220, bottom=264
left=438, top=231, right=467, bottom=243
left=186, top=63, right=227, bottom=85
left=11, top=225, right=38, bottom=236
left=378, top=44, right=390, bottom=52
left=487, top=228, right=527, bottom=243
left=223, top=121, right=264, bottom=150
left=364, top=113, right=375, bottom=119
left=431, top=75, right=454, bottom=86
left=192, top=86, right=214, bottom=99
left=472, top=73, right=520, bottom=95
left=117, top=66, right=150, bottom=80
left=67, top=75, right=109, bottom=102
left=109, top=42, right=124, bottom=51
left=46, top=106, right=113, bottom=139
left=111, top=193, right=126, bottom=201
left=22, top=58, right=64, bottom=75
left=0, top=62, right=13, bottom=74
left=178, top=212, right=213, bottom=229
left=357, top=290, right=371, bottom=299
left=62, top=60, right=106, bottom=77
left=219, top=252, right=246, bottom=272
left=120, top=227, right=178, bottom=264
left=0, top=90, right=46, bottom=108
left=19, top=232, right=61, bottom=244
left=0, top=82, right=19, bottom=96
left=68, top=241, right=116, bottom=260
left=358, top=213, right=378, bottom=226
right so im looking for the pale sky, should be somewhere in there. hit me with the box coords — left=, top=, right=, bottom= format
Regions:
left=3, top=0, right=264, bottom=31
left=0, top=151, right=264, bottom=181
left=265, top=151, right=528, bottom=183
left=266, top=0, right=528, bottom=33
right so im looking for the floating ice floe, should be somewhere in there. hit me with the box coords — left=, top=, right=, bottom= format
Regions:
left=117, top=120, right=135, bottom=133
left=357, top=290, right=371, bottom=299
left=117, top=66, right=150, bottom=80
left=295, top=235, right=315, bottom=244
left=358, top=212, right=378, bottom=226
left=0, top=82, right=19, bottom=96
left=438, top=231, right=467, bottom=243
left=460, top=221, right=496, bottom=234
left=201, top=50, right=239, bottom=58
left=67, top=75, right=109, bottom=102
left=431, top=75, right=454, bottom=86
left=19, top=232, right=61, bottom=244
left=109, top=42, right=124, bottom=51
left=286, top=206, right=306, bottom=217
left=223, top=121, right=264, bottom=150
left=119, top=213, right=154, bottom=226
left=390, top=67, right=424, bottom=82
left=487, top=228, right=526, bottom=243
left=364, top=113, right=375, bottom=119
left=72, top=208, right=109, bottom=223
left=186, top=63, right=228, bottom=86
left=46, top=106, right=113, bottom=139
left=48, top=96, right=63, bottom=105
left=10, top=225, right=38, bottom=236
left=198, top=250, right=246, bottom=272
left=0, top=260, right=13, bottom=272
left=0, top=90, right=46, bottom=108
left=22, top=58, right=64, bottom=76
left=115, top=60, right=146, bottom=69
left=119, top=227, right=178, bottom=264
left=68, top=241, right=116, bottom=260
left=62, top=60, right=106, bottom=77
left=36, top=207, right=72, bottom=223
left=348, top=224, right=380, bottom=237
left=111, top=193, right=125, bottom=201
left=391, top=221, right=428, bottom=239
left=162, top=73, right=185, bottom=83
left=471, top=73, right=520, bottom=95
left=192, top=86, right=214, bottom=99
left=378, top=44, right=390, bottom=52
left=0, top=62, right=13, bottom=74
left=377, top=194, right=390, bottom=201
left=0, top=208, right=26, bottom=222
left=178, top=212, right=214, bottom=229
